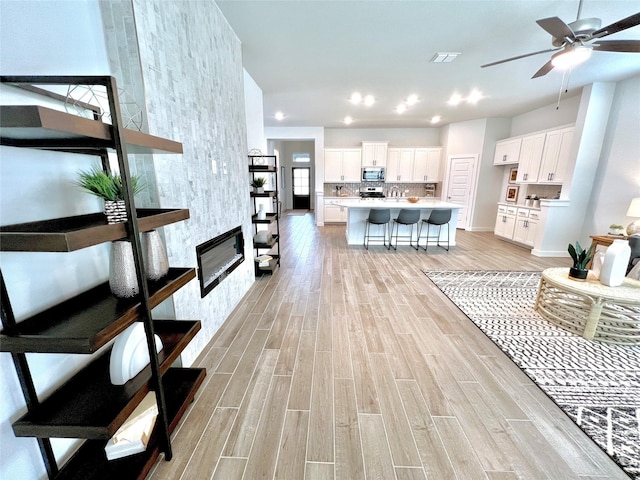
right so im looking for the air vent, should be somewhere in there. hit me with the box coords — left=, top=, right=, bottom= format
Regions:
left=430, top=52, right=461, bottom=63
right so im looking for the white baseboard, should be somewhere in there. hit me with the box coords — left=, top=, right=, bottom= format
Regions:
left=531, top=248, right=569, bottom=258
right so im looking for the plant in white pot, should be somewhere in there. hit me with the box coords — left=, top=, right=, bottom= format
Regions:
left=76, top=166, right=145, bottom=224
left=250, top=177, right=266, bottom=193
left=567, top=240, right=595, bottom=281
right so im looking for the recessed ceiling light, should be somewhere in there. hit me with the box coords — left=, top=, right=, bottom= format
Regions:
left=467, top=89, right=483, bottom=104
left=363, top=95, right=375, bottom=106
left=344, top=116, right=353, bottom=125
left=406, top=94, right=419, bottom=106
left=350, top=92, right=362, bottom=104
left=447, top=93, right=463, bottom=106
left=395, top=104, right=407, bottom=114
left=431, top=115, right=441, bottom=124
left=275, top=111, right=285, bottom=120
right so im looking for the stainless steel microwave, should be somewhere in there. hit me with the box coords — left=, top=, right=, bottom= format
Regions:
left=362, top=167, right=385, bottom=182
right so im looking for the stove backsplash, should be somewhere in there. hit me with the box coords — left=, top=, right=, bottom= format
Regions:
left=324, top=182, right=439, bottom=198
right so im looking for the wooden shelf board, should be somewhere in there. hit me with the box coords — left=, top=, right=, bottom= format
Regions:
left=52, top=368, right=206, bottom=480
left=248, top=165, right=276, bottom=172
left=250, top=191, right=277, bottom=198
left=253, top=234, right=279, bottom=249
left=12, top=321, right=201, bottom=439
left=0, top=105, right=182, bottom=154
left=0, top=268, right=196, bottom=354
left=0, top=208, right=189, bottom=252
left=251, top=212, right=278, bottom=224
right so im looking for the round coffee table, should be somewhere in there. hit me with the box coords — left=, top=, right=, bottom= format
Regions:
left=534, top=267, right=640, bottom=345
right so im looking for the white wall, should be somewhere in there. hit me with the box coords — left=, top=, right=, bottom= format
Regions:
left=510, top=94, right=581, bottom=137
left=324, top=127, right=440, bottom=147
left=583, top=75, right=640, bottom=237
left=244, top=69, right=267, bottom=153
left=0, top=2, right=110, bottom=479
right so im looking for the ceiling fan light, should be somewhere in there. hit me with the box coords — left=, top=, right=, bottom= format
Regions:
left=551, top=45, right=592, bottom=69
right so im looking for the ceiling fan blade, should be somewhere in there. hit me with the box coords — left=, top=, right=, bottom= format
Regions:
left=591, top=12, right=640, bottom=39
left=532, top=59, right=555, bottom=79
left=592, top=40, right=640, bottom=53
left=536, top=17, right=576, bottom=42
left=481, top=48, right=559, bottom=68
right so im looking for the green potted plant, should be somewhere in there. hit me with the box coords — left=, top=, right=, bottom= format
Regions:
left=567, top=240, right=595, bottom=281
left=250, top=176, right=266, bottom=193
left=76, top=166, right=145, bottom=223
left=608, top=223, right=625, bottom=235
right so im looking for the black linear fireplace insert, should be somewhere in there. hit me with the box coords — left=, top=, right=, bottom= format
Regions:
left=196, top=226, right=244, bottom=298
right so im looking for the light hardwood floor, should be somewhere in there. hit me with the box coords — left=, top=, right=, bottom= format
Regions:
left=148, top=213, right=628, bottom=480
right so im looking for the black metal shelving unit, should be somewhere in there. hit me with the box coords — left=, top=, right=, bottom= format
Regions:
left=248, top=155, right=281, bottom=275
left=0, top=75, right=205, bottom=480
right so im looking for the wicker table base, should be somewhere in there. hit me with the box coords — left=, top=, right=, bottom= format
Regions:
left=534, top=267, right=640, bottom=345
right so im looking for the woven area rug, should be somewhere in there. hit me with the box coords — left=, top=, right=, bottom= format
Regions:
left=423, top=270, right=640, bottom=479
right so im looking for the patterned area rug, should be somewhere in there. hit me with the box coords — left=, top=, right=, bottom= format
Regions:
left=423, top=270, right=640, bottom=479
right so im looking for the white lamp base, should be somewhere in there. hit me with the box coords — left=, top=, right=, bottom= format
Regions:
left=627, top=220, right=640, bottom=236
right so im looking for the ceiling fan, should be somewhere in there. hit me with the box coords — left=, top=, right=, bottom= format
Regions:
left=481, top=0, right=640, bottom=78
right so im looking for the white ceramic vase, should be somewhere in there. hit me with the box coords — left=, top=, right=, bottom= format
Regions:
left=109, top=240, right=139, bottom=298
left=142, top=230, right=169, bottom=281
left=600, top=239, right=631, bottom=287
left=257, top=204, right=267, bottom=220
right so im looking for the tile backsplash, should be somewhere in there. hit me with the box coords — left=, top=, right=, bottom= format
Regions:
left=324, top=182, right=439, bottom=197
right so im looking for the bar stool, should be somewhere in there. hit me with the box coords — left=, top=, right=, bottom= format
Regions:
left=391, top=208, right=421, bottom=250
left=418, top=209, right=452, bottom=251
left=364, top=208, right=391, bottom=250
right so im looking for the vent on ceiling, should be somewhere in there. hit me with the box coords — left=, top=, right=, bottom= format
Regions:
left=430, top=52, right=461, bottom=63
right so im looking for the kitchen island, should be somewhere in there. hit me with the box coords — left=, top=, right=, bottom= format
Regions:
left=330, top=198, right=462, bottom=247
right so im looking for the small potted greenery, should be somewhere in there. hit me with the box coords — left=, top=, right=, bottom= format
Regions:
left=76, top=166, right=145, bottom=223
left=250, top=176, right=266, bottom=193
left=608, top=224, right=625, bottom=235
left=567, top=240, right=595, bottom=281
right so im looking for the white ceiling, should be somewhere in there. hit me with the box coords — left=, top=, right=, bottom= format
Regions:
left=216, top=0, right=640, bottom=128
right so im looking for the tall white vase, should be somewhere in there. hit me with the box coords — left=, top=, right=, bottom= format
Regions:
left=142, top=230, right=170, bottom=281
left=109, top=240, right=139, bottom=298
left=257, top=204, right=267, bottom=220
left=600, top=239, right=631, bottom=287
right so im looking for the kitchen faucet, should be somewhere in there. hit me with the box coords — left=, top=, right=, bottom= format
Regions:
left=389, top=185, right=400, bottom=200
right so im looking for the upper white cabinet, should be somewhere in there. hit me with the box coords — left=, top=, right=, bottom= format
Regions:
left=362, top=142, right=388, bottom=167
left=516, top=133, right=545, bottom=183
left=493, top=138, right=522, bottom=165
left=324, top=148, right=362, bottom=182
left=538, top=127, right=574, bottom=184
left=412, top=148, right=441, bottom=182
left=386, top=148, right=414, bottom=182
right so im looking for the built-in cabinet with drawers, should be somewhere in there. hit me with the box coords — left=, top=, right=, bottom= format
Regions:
left=494, top=204, right=540, bottom=247
left=0, top=76, right=205, bottom=480
left=361, top=142, right=388, bottom=166
left=385, top=147, right=441, bottom=183
left=324, top=198, right=349, bottom=223
left=324, top=148, right=362, bottom=182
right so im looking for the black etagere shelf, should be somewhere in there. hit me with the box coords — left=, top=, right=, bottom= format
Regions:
left=248, top=155, right=281, bottom=275
left=0, top=75, right=205, bottom=480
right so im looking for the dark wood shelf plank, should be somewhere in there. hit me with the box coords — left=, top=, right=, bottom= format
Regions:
left=250, top=191, right=277, bottom=198
left=12, top=321, right=201, bottom=439
left=0, top=208, right=189, bottom=252
left=0, top=268, right=196, bottom=354
left=0, top=105, right=182, bottom=154
left=251, top=212, right=278, bottom=224
left=253, top=234, right=280, bottom=249
left=248, top=165, right=276, bottom=172
left=52, top=368, right=206, bottom=480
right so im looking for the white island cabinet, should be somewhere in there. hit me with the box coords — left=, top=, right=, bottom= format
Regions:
left=330, top=199, right=461, bottom=247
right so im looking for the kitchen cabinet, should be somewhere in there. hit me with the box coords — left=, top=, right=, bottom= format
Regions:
left=538, top=127, right=574, bottom=184
left=362, top=142, right=388, bottom=167
left=249, top=156, right=281, bottom=275
left=0, top=75, right=204, bottom=479
left=493, top=138, right=522, bottom=165
left=494, top=204, right=517, bottom=239
left=386, top=148, right=414, bottom=182
left=412, top=148, right=441, bottom=182
left=516, top=133, right=545, bottom=183
left=324, top=148, right=362, bottom=182
left=324, top=199, right=348, bottom=223
left=512, top=208, right=540, bottom=247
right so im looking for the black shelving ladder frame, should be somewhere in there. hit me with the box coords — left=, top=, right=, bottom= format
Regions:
left=0, top=75, right=173, bottom=477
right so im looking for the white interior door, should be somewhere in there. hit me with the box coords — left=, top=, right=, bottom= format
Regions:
left=445, top=155, right=478, bottom=229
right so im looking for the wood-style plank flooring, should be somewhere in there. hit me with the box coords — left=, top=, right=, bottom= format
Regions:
left=148, top=213, right=627, bottom=480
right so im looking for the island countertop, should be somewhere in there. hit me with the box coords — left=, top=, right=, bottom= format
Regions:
left=328, top=198, right=461, bottom=247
